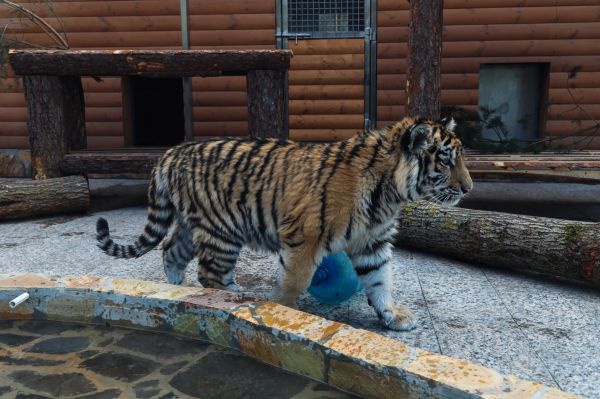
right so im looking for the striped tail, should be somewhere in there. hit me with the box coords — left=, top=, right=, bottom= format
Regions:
left=96, top=177, right=174, bottom=258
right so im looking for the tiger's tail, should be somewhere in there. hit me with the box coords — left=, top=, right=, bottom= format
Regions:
left=96, top=173, right=174, bottom=258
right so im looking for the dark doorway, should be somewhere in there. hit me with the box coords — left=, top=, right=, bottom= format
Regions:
left=130, top=77, right=185, bottom=146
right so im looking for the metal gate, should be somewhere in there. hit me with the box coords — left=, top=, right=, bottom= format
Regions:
left=277, top=0, right=377, bottom=141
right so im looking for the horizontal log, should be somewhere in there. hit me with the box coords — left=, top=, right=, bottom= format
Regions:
left=84, top=93, right=122, bottom=107
left=546, top=120, right=600, bottom=136
left=13, top=29, right=274, bottom=48
left=288, top=39, right=364, bottom=55
left=378, top=74, right=480, bottom=90
left=0, top=175, right=89, bottom=220
left=291, top=54, right=364, bottom=71
left=378, top=56, right=600, bottom=74
left=289, top=70, right=364, bottom=85
left=548, top=105, right=600, bottom=120
left=61, top=152, right=160, bottom=174
left=6, top=0, right=273, bottom=18
left=87, top=136, right=124, bottom=149
left=9, top=50, right=292, bottom=77
left=85, top=122, right=123, bottom=136
left=290, top=100, right=364, bottom=115
left=378, top=6, right=600, bottom=27
left=544, top=136, right=600, bottom=150
left=0, top=14, right=274, bottom=33
left=192, top=76, right=245, bottom=91
left=290, top=129, right=359, bottom=142
left=193, top=121, right=248, bottom=136
left=396, top=205, right=600, bottom=286
left=377, top=89, right=479, bottom=106
left=379, top=39, right=600, bottom=59
left=0, top=136, right=28, bottom=148
left=377, top=0, right=600, bottom=10
left=379, top=22, right=600, bottom=43
left=0, top=122, right=26, bottom=135
left=549, top=72, right=600, bottom=89
left=0, top=108, right=26, bottom=122
left=193, top=92, right=247, bottom=106
left=194, top=106, right=247, bottom=122
left=86, top=108, right=122, bottom=123
left=289, top=85, right=364, bottom=100
left=290, top=115, right=364, bottom=129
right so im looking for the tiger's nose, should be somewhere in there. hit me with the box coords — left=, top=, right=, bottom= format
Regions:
left=460, top=185, right=471, bottom=194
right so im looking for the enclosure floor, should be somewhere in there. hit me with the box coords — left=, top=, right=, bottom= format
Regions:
left=0, top=320, right=354, bottom=399
left=0, top=206, right=599, bottom=398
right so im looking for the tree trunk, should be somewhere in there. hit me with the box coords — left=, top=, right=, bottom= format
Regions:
left=0, top=176, right=90, bottom=220
left=246, top=69, right=289, bottom=140
left=23, top=75, right=86, bottom=179
left=396, top=204, right=600, bottom=287
left=405, top=0, right=444, bottom=120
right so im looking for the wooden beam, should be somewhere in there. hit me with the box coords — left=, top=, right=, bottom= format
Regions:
left=9, top=49, right=293, bottom=78
left=246, top=69, right=288, bottom=140
left=61, top=152, right=162, bottom=175
left=23, top=75, right=86, bottom=179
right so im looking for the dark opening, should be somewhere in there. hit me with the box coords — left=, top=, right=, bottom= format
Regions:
left=131, top=77, right=185, bottom=146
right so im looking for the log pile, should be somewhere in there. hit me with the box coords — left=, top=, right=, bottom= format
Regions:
left=396, top=204, right=600, bottom=287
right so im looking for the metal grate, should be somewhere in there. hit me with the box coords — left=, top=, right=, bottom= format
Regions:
left=288, top=0, right=365, bottom=33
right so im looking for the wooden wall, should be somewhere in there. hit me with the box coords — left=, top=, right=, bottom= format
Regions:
left=377, top=0, right=600, bottom=149
left=287, top=38, right=365, bottom=142
left=0, top=0, right=275, bottom=147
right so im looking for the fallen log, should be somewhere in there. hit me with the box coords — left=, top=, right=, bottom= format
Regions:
left=396, top=204, right=600, bottom=287
left=0, top=176, right=89, bottom=220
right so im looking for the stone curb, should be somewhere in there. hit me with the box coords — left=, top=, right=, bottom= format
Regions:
left=0, top=274, right=585, bottom=399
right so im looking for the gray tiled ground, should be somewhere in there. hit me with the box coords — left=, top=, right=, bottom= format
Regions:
left=0, top=207, right=599, bottom=398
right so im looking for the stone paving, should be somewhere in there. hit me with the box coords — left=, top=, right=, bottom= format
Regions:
left=0, top=320, right=354, bottom=398
left=0, top=207, right=599, bottom=398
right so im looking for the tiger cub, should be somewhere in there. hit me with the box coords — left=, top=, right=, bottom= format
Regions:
left=96, top=116, right=472, bottom=330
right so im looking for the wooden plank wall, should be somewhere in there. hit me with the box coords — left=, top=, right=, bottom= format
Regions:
left=377, top=0, right=600, bottom=149
left=0, top=0, right=275, bottom=147
left=287, top=38, right=365, bottom=141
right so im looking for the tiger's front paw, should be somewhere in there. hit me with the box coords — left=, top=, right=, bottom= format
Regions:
left=380, top=306, right=417, bottom=331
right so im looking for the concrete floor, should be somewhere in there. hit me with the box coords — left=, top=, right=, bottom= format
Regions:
left=0, top=205, right=598, bottom=398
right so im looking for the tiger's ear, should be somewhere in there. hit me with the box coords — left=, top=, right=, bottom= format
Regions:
left=401, top=121, right=433, bottom=154
left=439, top=116, right=457, bottom=133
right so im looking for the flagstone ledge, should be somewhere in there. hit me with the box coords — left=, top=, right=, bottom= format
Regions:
left=0, top=273, right=585, bottom=399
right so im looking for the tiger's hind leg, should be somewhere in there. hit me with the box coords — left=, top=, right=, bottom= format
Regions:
left=196, top=242, right=242, bottom=291
left=349, top=242, right=417, bottom=331
left=162, top=220, right=195, bottom=285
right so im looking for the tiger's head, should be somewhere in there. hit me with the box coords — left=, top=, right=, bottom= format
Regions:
left=398, top=116, right=473, bottom=206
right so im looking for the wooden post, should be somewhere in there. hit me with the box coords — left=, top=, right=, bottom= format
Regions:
left=246, top=69, right=288, bottom=140
left=405, top=0, right=444, bottom=120
left=22, top=75, right=86, bottom=179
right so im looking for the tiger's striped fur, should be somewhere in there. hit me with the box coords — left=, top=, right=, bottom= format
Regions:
left=96, top=116, right=472, bottom=330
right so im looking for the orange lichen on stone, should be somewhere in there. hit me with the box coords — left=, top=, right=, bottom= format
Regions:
left=236, top=328, right=325, bottom=381
left=539, top=388, right=587, bottom=399
left=251, top=302, right=325, bottom=333
left=0, top=273, right=59, bottom=288
left=147, top=286, right=200, bottom=300
left=328, top=358, right=413, bottom=399
left=303, top=320, right=346, bottom=343
left=180, top=290, right=259, bottom=310
left=406, top=353, right=504, bottom=393
left=62, top=275, right=103, bottom=289
left=100, top=278, right=168, bottom=296
left=323, top=327, right=411, bottom=367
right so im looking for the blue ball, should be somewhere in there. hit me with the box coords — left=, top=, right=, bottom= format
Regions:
left=308, top=252, right=363, bottom=304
